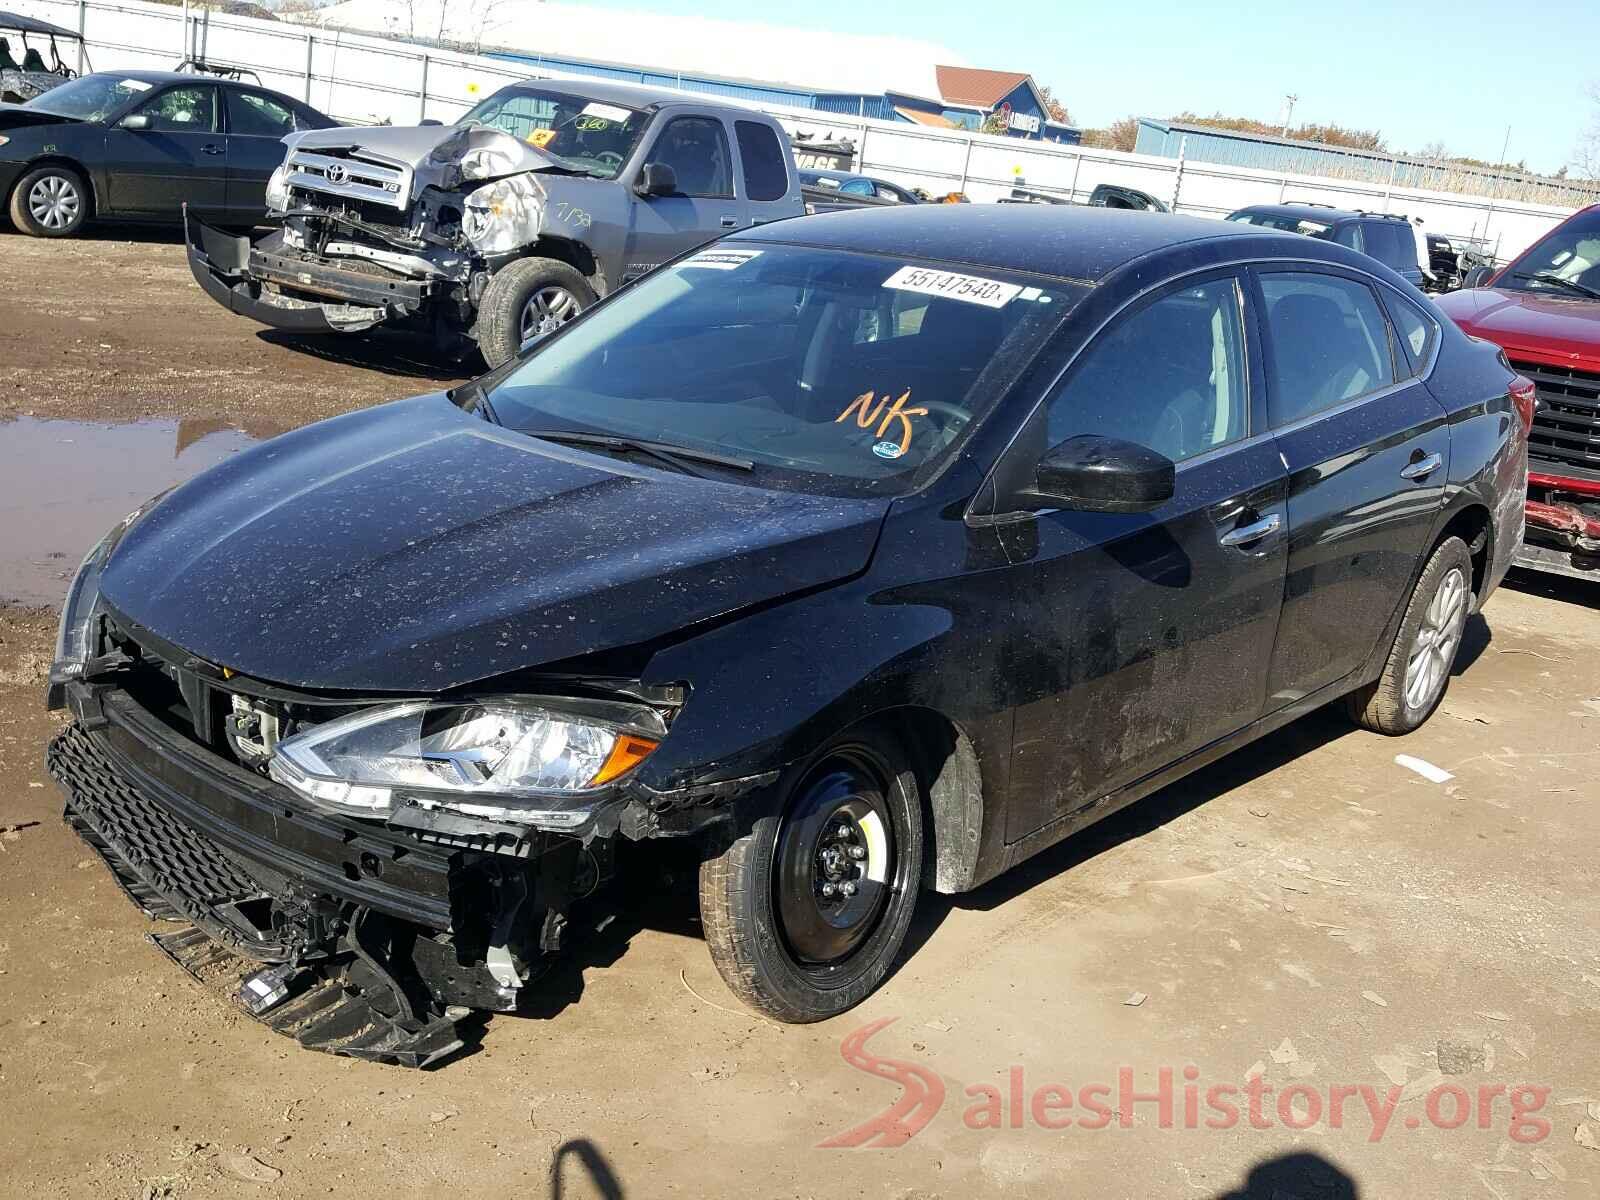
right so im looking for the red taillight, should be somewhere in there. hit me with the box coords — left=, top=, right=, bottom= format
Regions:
left=1509, top=376, right=1537, bottom=430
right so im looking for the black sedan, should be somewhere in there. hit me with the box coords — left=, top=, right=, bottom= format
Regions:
left=1, top=70, right=335, bottom=237
left=45, top=207, right=1528, bottom=1060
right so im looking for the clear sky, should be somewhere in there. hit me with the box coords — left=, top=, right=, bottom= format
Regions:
left=575, top=0, right=1596, bottom=175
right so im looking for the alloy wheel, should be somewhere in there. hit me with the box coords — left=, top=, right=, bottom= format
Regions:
left=1404, top=565, right=1467, bottom=712
left=28, top=174, right=81, bottom=231
left=518, top=285, right=581, bottom=341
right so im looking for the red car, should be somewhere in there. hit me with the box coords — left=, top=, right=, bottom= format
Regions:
left=1437, top=204, right=1600, bottom=581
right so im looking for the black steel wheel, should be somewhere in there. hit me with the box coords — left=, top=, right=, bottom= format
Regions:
left=699, top=725, right=923, bottom=1022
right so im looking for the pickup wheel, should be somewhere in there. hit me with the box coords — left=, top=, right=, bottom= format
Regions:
left=475, top=257, right=595, bottom=369
left=9, top=164, right=90, bottom=237
left=698, top=725, right=923, bottom=1023
left=1345, top=536, right=1472, bottom=735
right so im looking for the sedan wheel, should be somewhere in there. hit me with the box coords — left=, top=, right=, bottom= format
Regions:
left=10, top=165, right=90, bottom=237
left=1403, top=565, right=1466, bottom=713
left=29, top=174, right=81, bottom=231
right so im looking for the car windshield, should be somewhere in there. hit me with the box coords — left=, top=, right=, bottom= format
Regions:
left=23, top=73, right=150, bottom=120
left=455, top=86, right=647, bottom=180
left=1499, top=209, right=1600, bottom=299
left=481, top=244, right=1081, bottom=495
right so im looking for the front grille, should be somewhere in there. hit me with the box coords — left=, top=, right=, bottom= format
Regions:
left=48, top=724, right=276, bottom=954
left=285, top=149, right=410, bottom=210
left=1511, top=359, right=1600, bottom=479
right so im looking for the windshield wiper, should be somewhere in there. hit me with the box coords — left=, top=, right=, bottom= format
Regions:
left=451, top=380, right=500, bottom=425
left=524, top=429, right=754, bottom=475
left=1512, top=271, right=1600, bottom=300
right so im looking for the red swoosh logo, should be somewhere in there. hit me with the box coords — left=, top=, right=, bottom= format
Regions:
left=819, top=1017, right=946, bottom=1148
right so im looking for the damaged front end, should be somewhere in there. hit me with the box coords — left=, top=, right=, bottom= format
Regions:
left=45, top=601, right=741, bottom=1068
left=185, top=124, right=555, bottom=344
left=1519, top=487, right=1600, bottom=579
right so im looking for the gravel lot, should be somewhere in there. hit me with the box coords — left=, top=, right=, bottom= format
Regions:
left=1, top=225, right=1597, bottom=1200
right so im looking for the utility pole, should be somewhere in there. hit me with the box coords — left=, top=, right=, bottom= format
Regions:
left=1281, top=94, right=1298, bottom=136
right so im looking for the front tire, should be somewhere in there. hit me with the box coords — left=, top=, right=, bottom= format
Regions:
left=698, top=725, right=923, bottom=1023
left=1345, top=536, right=1473, bottom=734
left=474, top=256, right=595, bottom=369
left=9, top=164, right=90, bottom=237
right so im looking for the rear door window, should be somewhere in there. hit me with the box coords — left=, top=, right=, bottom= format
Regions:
left=226, top=90, right=298, bottom=138
left=1260, top=272, right=1397, bottom=426
left=734, top=120, right=788, bottom=202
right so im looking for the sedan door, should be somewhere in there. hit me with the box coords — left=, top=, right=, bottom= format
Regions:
left=1001, top=272, right=1289, bottom=841
left=623, top=113, right=746, bottom=283
left=102, top=83, right=226, bottom=218
left=221, top=88, right=301, bottom=220
left=1253, top=266, right=1449, bottom=707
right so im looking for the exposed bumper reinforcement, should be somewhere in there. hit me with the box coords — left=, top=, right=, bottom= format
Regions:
left=184, top=205, right=420, bottom=334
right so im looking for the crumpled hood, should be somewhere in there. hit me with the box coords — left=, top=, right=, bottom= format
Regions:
left=1436, top=286, right=1600, bottom=371
left=285, top=122, right=563, bottom=194
left=0, top=102, right=82, bottom=130
left=99, top=395, right=889, bottom=692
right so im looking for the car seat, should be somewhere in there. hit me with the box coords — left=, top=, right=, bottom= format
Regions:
left=1269, top=292, right=1380, bottom=417
left=0, top=38, right=21, bottom=71
left=20, top=44, right=47, bottom=73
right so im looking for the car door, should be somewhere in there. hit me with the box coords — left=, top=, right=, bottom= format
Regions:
left=222, top=87, right=302, bottom=220
left=102, top=83, right=226, bottom=218
left=1253, top=266, right=1449, bottom=708
left=623, top=113, right=746, bottom=283
left=1001, top=272, right=1289, bottom=841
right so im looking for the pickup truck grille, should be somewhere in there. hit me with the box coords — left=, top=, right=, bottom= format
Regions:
left=285, top=149, right=410, bottom=210
left=1510, top=359, right=1600, bottom=479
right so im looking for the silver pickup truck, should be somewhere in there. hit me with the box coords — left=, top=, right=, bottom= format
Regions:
left=185, top=78, right=804, bottom=366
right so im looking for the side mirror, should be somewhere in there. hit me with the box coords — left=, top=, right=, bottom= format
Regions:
left=1027, top=435, right=1175, bottom=513
left=634, top=162, right=677, bottom=198
left=1462, top=264, right=1497, bottom=289
left=419, top=118, right=443, bottom=127
left=119, top=112, right=152, bottom=131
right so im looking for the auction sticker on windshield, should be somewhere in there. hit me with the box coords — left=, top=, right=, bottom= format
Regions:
left=582, top=102, right=633, bottom=123
left=884, top=265, right=1021, bottom=308
left=683, top=248, right=763, bottom=270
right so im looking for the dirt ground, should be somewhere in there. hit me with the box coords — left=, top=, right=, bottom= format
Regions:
left=2, top=225, right=1598, bottom=1200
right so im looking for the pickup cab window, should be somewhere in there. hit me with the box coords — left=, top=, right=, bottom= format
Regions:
left=734, top=120, right=789, bottom=202
left=646, top=116, right=734, bottom=198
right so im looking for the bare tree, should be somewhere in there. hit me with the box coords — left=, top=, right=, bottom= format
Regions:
left=1575, top=82, right=1600, bottom=181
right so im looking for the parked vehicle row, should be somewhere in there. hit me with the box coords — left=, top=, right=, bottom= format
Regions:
left=44, top=202, right=1531, bottom=1062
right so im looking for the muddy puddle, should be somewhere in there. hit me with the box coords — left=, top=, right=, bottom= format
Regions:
left=0, top=416, right=282, bottom=607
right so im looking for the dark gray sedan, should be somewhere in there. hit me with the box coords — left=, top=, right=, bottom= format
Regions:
left=1, top=69, right=336, bottom=236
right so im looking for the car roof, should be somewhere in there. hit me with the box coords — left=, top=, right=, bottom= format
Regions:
left=87, top=69, right=254, bottom=88
left=735, top=205, right=1277, bottom=284
left=1232, top=203, right=1402, bottom=225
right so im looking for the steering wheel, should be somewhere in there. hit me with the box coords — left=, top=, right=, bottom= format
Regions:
left=918, top=400, right=971, bottom=435
left=594, top=150, right=624, bottom=170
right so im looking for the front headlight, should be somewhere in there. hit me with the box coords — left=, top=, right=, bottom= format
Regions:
left=47, top=493, right=168, bottom=709
left=268, top=698, right=662, bottom=827
left=264, top=163, right=290, bottom=213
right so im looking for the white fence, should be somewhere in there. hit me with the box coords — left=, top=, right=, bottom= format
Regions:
left=11, top=0, right=1578, bottom=261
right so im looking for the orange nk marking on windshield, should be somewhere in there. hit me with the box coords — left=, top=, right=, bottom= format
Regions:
left=836, top=390, right=928, bottom=456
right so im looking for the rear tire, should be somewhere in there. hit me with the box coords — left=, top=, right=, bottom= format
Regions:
left=9, top=163, right=90, bottom=237
left=698, top=724, right=923, bottom=1023
left=474, top=257, right=595, bottom=369
left=1344, top=536, right=1473, bottom=735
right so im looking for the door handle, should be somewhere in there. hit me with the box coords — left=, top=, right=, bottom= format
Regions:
left=201, top=144, right=225, bottom=156
left=720, top=215, right=738, bottom=227
left=1219, top=513, right=1281, bottom=548
left=1400, top=451, right=1442, bottom=480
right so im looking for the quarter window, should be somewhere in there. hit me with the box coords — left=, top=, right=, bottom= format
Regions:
left=1382, top=291, right=1438, bottom=376
left=734, top=120, right=788, bottom=202
left=1261, top=273, right=1396, bottom=426
left=1046, top=277, right=1249, bottom=462
left=645, top=117, right=734, bottom=199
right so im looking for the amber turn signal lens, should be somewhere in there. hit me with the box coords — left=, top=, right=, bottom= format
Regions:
left=590, top=734, right=658, bottom=786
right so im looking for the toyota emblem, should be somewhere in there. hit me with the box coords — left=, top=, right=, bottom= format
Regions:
left=325, top=163, right=349, bottom=185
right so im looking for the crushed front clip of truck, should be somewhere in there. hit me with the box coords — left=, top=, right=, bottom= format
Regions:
left=186, top=79, right=804, bottom=367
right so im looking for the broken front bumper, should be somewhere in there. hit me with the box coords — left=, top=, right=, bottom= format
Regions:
left=46, top=679, right=581, bottom=1067
left=1518, top=491, right=1600, bottom=581
left=184, top=206, right=429, bottom=334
